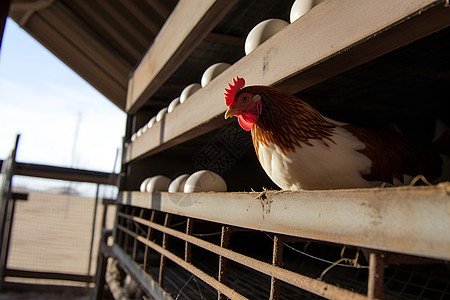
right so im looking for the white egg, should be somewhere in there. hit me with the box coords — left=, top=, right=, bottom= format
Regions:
left=156, top=107, right=168, bottom=122
left=244, top=19, right=289, bottom=55
left=147, top=116, right=156, bottom=129
left=141, top=124, right=148, bottom=134
left=180, top=83, right=201, bottom=103
left=131, top=132, right=137, bottom=142
left=290, top=0, right=323, bottom=23
left=168, top=174, right=190, bottom=193
left=168, top=97, right=180, bottom=113
left=136, top=127, right=143, bottom=138
left=184, top=170, right=227, bottom=193
left=201, top=63, right=231, bottom=87
left=146, top=175, right=171, bottom=192
left=140, top=177, right=152, bottom=192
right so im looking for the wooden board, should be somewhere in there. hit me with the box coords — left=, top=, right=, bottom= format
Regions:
left=118, top=183, right=450, bottom=261
left=24, top=14, right=128, bottom=108
left=126, top=0, right=238, bottom=113
left=124, top=0, right=449, bottom=162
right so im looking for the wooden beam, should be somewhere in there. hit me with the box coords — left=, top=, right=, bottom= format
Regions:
left=97, top=0, right=149, bottom=49
left=0, top=0, right=11, bottom=51
left=14, top=162, right=117, bottom=185
left=118, top=183, right=450, bottom=261
left=144, top=0, right=172, bottom=20
left=73, top=0, right=141, bottom=61
left=124, top=0, right=449, bottom=161
left=15, top=13, right=127, bottom=109
left=126, top=0, right=238, bottom=113
left=39, top=2, right=131, bottom=84
left=125, top=113, right=228, bottom=162
left=205, top=32, right=245, bottom=47
left=119, top=0, right=160, bottom=36
left=4, top=268, right=93, bottom=283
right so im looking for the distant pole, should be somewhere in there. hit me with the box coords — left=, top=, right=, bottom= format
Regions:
left=0, top=0, right=11, bottom=53
left=65, top=112, right=81, bottom=216
left=70, top=112, right=82, bottom=169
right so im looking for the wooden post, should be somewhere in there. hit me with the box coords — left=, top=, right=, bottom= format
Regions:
left=132, top=208, right=144, bottom=261
left=185, top=218, right=194, bottom=263
left=143, top=210, right=156, bottom=272
left=159, top=213, right=171, bottom=287
left=218, top=226, right=231, bottom=300
left=368, top=252, right=385, bottom=299
left=270, top=235, right=284, bottom=300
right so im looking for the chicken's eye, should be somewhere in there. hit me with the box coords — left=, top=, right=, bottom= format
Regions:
left=241, top=96, right=249, bottom=102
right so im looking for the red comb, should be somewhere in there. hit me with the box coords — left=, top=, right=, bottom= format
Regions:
left=224, top=76, right=245, bottom=106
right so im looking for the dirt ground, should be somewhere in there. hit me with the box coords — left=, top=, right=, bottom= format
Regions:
left=0, top=189, right=116, bottom=300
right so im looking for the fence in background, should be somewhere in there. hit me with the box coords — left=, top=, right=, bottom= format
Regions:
left=0, top=136, right=118, bottom=291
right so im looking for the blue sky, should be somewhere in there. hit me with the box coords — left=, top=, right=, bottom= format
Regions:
left=0, top=19, right=126, bottom=173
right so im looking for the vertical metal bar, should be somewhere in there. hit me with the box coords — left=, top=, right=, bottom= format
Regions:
left=0, top=134, right=19, bottom=291
left=133, top=208, right=144, bottom=261
left=368, top=252, right=385, bottom=299
left=87, top=184, right=100, bottom=276
left=101, top=200, right=109, bottom=230
left=2, top=198, right=16, bottom=271
left=159, top=213, right=171, bottom=287
left=218, top=226, right=231, bottom=300
left=93, top=230, right=112, bottom=300
left=123, top=207, right=129, bottom=252
left=270, top=235, right=284, bottom=300
left=124, top=207, right=135, bottom=254
left=113, top=201, right=121, bottom=247
left=185, top=218, right=194, bottom=262
left=143, top=210, right=156, bottom=272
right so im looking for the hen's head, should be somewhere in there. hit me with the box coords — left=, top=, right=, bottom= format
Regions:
left=224, top=76, right=262, bottom=131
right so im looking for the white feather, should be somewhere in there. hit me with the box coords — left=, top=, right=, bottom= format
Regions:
left=258, top=127, right=381, bottom=190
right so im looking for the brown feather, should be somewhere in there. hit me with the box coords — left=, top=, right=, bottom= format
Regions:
left=240, top=86, right=336, bottom=159
left=345, top=125, right=443, bottom=184
left=240, top=85, right=444, bottom=185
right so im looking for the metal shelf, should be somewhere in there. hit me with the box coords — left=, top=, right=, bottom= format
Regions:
left=118, top=183, right=450, bottom=261
left=124, top=0, right=450, bottom=163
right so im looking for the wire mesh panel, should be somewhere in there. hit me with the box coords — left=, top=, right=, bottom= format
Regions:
left=5, top=175, right=116, bottom=284
left=113, top=204, right=450, bottom=300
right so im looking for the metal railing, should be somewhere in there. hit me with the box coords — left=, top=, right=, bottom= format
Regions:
left=111, top=203, right=450, bottom=300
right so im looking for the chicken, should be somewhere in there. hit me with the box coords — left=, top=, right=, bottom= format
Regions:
left=224, top=76, right=448, bottom=190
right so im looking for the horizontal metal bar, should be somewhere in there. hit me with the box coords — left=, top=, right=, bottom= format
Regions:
left=102, top=198, right=116, bottom=206
left=117, top=214, right=368, bottom=300
left=119, top=183, right=450, bottom=261
left=11, top=192, right=28, bottom=201
left=117, top=224, right=248, bottom=300
left=7, top=160, right=118, bottom=185
left=4, top=268, right=93, bottom=283
left=111, top=244, right=174, bottom=300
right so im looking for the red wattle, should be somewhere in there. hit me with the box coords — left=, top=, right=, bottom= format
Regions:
left=238, top=116, right=253, bottom=131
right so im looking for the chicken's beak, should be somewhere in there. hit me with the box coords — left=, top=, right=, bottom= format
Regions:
left=225, top=108, right=239, bottom=119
